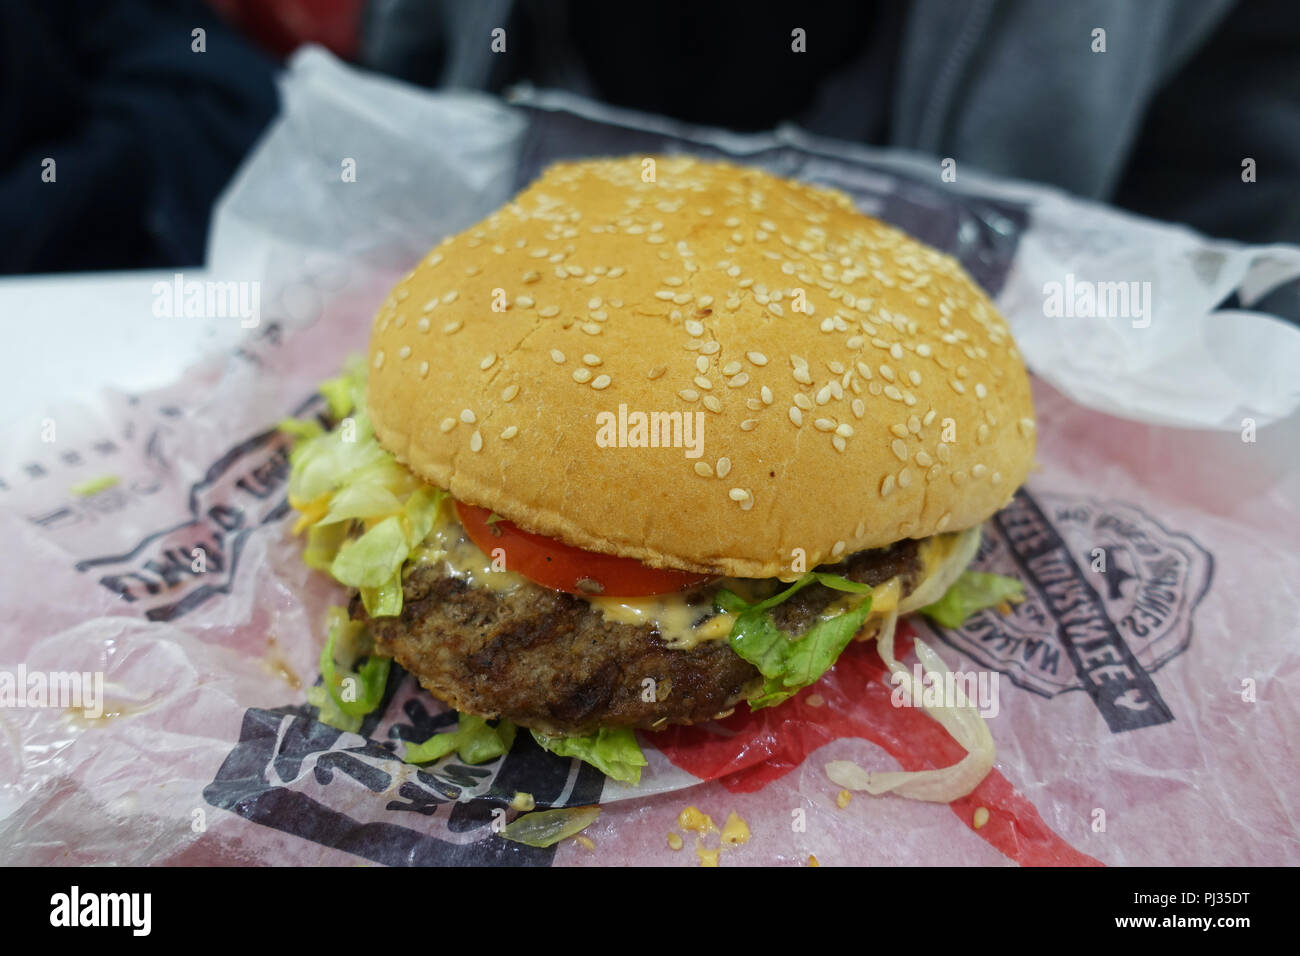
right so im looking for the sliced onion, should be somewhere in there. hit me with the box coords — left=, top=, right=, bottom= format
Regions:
left=827, top=607, right=996, bottom=803
left=895, top=525, right=983, bottom=615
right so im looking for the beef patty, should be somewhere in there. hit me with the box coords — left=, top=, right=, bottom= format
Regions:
left=354, top=539, right=923, bottom=736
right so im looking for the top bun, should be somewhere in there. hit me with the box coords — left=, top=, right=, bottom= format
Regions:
left=366, top=156, right=1035, bottom=579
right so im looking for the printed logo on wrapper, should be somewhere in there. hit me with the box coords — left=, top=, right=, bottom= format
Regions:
left=73, top=394, right=324, bottom=620
left=915, top=489, right=1214, bottom=733
left=202, top=679, right=606, bottom=866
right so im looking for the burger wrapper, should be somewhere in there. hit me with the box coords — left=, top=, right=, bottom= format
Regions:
left=2, top=48, right=1298, bottom=867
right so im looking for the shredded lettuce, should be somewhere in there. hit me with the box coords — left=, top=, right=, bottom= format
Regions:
left=500, top=806, right=601, bottom=848
left=716, top=572, right=874, bottom=709
left=403, top=713, right=517, bottom=765
left=531, top=727, right=648, bottom=784
left=920, top=571, right=1025, bottom=629
left=283, top=359, right=449, bottom=617
left=318, top=354, right=368, bottom=421
left=312, top=607, right=390, bottom=729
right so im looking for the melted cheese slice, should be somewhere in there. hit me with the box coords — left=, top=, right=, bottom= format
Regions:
left=413, top=503, right=967, bottom=651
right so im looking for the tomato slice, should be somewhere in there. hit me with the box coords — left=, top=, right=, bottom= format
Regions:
left=454, top=501, right=710, bottom=597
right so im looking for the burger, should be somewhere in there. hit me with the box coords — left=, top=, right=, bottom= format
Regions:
left=285, top=156, right=1034, bottom=793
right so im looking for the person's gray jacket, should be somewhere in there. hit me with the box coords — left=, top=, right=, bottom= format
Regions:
left=362, top=0, right=1297, bottom=244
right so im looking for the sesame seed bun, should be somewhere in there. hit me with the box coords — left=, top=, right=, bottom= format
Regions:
left=366, top=156, right=1035, bottom=579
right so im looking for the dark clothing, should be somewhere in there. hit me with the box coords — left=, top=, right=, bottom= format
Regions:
left=361, top=0, right=1300, bottom=245
left=0, top=0, right=278, bottom=273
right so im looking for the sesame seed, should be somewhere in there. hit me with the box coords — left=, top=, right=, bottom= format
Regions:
left=694, top=376, right=713, bottom=390
left=480, top=353, right=496, bottom=370
left=581, top=323, right=601, bottom=335
left=470, top=430, right=483, bottom=452
left=880, top=474, right=896, bottom=497
left=1018, top=417, right=1036, bottom=436
left=591, top=374, right=611, bottom=390
left=890, top=343, right=903, bottom=359
left=856, top=362, right=873, bottom=380
left=908, top=415, right=921, bottom=433
left=741, top=419, right=758, bottom=431
left=977, top=424, right=990, bottom=443
left=443, top=290, right=459, bottom=304
left=923, top=409, right=937, bottom=426
left=814, top=418, right=835, bottom=432
left=789, top=407, right=804, bottom=426
left=794, top=394, right=813, bottom=411
left=898, top=467, right=913, bottom=488
left=728, top=487, right=749, bottom=502
left=891, top=438, right=908, bottom=460
left=972, top=463, right=988, bottom=478
left=372, top=350, right=385, bottom=369
left=417, top=317, right=430, bottom=333
left=716, top=457, right=732, bottom=478
left=835, top=423, right=854, bottom=437
left=884, top=385, right=903, bottom=401
left=915, top=450, right=933, bottom=467
left=890, top=423, right=909, bottom=438
left=573, top=368, right=592, bottom=383
left=703, top=395, right=722, bottom=413
left=722, top=361, right=743, bottom=376
left=588, top=297, right=603, bottom=309
left=851, top=399, right=865, bottom=418
left=936, top=512, right=951, bottom=531
left=701, top=342, right=720, bottom=355
left=678, top=389, right=699, bottom=402
left=419, top=361, right=429, bottom=378
left=685, top=320, right=704, bottom=336
left=501, top=426, right=519, bottom=440
left=879, top=364, right=895, bottom=382
left=439, top=417, right=456, bottom=433
left=648, top=366, right=666, bottom=379
left=991, top=471, right=1003, bottom=485
left=761, top=386, right=774, bottom=405
left=551, top=350, right=566, bottom=364
left=747, top=351, right=768, bottom=366
left=584, top=354, right=602, bottom=366
left=443, top=320, right=463, bottom=334
left=815, top=387, right=831, bottom=405
left=695, top=462, right=714, bottom=478
left=908, top=370, right=922, bottom=386
left=502, top=384, right=519, bottom=401
left=928, top=463, right=942, bottom=482
left=793, top=367, right=813, bottom=385
left=696, top=356, right=709, bottom=374
left=539, top=305, right=560, bottom=317
left=975, top=383, right=988, bottom=399
left=728, top=373, right=750, bottom=388
left=937, top=443, right=951, bottom=463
